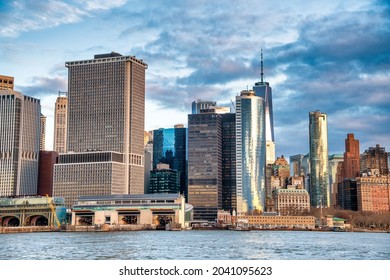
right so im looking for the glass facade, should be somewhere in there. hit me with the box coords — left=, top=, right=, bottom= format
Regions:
left=253, top=82, right=274, bottom=142
left=236, top=90, right=266, bottom=214
left=152, top=127, right=187, bottom=198
left=149, top=168, right=180, bottom=194
left=221, top=113, right=236, bottom=212
left=309, top=111, right=330, bottom=207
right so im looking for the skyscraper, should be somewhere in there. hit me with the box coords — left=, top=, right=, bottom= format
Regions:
left=40, top=113, right=46, bottom=151
left=309, top=111, right=330, bottom=207
left=0, top=88, right=41, bottom=196
left=221, top=113, right=236, bottom=212
left=344, top=133, right=360, bottom=178
left=236, top=89, right=266, bottom=214
left=188, top=111, right=222, bottom=220
left=253, top=50, right=275, bottom=165
left=191, top=99, right=217, bottom=114
left=53, top=52, right=147, bottom=208
left=152, top=125, right=187, bottom=198
left=53, top=93, right=68, bottom=153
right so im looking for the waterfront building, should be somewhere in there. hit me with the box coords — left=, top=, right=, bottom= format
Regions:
left=309, top=111, right=330, bottom=207
left=37, top=151, right=59, bottom=196
left=71, top=193, right=193, bottom=229
left=237, top=215, right=315, bottom=229
left=152, top=125, right=187, bottom=198
left=40, top=114, right=46, bottom=150
left=191, top=99, right=216, bottom=114
left=236, top=89, right=266, bottom=214
left=53, top=94, right=68, bottom=153
left=53, top=52, right=147, bottom=208
left=0, top=196, right=66, bottom=227
left=188, top=111, right=222, bottom=220
left=273, top=187, right=310, bottom=216
left=290, top=154, right=304, bottom=177
left=0, top=89, right=41, bottom=196
left=344, top=133, right=360, bottom=178
left=356, top=172, right=390, bottom=212
left=360, top=145, right=389, bottom=175
left=149, top=163, right=180, bottom=194
left=54, top=151, right=128, bottom=208
left=0, top=75, right=14, bottom=90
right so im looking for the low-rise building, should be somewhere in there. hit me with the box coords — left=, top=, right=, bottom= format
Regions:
left=71, top=193, right=193, bottom=229
left=237, top=215, right=315, bottom=229
left=0, top=196, right=66, bottom=227
left=273, top=187, right=310, bottom=215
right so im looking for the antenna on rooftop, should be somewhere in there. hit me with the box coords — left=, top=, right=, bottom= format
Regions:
left=58, top=90, right=68, bottom=97
left=260, top=48, right=264, bottom=84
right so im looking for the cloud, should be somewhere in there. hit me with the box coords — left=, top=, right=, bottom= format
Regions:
left=16, top=76, right=67, bottom=99
left=0, top=0, right=128, bottom=38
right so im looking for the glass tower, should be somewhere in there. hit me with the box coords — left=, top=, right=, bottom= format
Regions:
left=236, top=89, right=266, bottom=214
left=309, top=111, right=330, bottom=207
left=253, top=50, right=275, bottom=165
left=152, top=126, right=187, bottom=198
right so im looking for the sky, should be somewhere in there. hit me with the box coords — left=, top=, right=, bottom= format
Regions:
left=1, top=0, right=389, bottom=160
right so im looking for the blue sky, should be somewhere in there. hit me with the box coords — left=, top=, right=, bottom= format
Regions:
left=1, top=0, right=389, bottom=159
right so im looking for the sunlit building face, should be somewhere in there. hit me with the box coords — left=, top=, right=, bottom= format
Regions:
left=236, top=90, right=266, bottom=214
left=309, top=111, right=330, bottom=207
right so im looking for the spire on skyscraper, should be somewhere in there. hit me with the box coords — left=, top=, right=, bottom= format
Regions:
left=260, top=48, right=264, bottom=84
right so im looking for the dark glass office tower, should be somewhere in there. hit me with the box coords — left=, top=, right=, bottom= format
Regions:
left=188, top=112, right=222, bottom=221
left=153, top=125, right=187, bottom=199
left=221, top=113, right=236, bottom=212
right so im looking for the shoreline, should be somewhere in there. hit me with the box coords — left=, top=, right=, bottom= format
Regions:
left=1, top=225, right=388, bottom=234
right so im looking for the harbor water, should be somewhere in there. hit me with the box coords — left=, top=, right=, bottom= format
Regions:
left=1, top=230, right=389, bottom=260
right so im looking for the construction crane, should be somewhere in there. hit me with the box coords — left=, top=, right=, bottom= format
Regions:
left=46, top=194, right=61, bottom=228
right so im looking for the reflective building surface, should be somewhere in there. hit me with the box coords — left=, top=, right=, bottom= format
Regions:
left=253, top=51, right=275, bottom=165
left=309, top=111, right=330, bottom=207
left=152, top=126, right=187, bottom=198
left=236, top=90, right=266, bottom=214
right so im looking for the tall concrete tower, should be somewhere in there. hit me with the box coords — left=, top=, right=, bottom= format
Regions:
left=236, top=89, right=266, bottom=214
left=53, top=52, right=147, bottom=208
left=309, top=111, right=330, bottom=207
left=53, top=92, right=68, bottom=153
left=0, top=88, right=41, bottom=196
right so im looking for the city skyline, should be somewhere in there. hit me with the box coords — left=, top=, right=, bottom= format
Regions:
left=1, top=0, right=389, bottom=159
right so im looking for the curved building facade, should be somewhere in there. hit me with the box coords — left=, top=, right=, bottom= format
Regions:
left=236, top=90, right=266, bottom=214
left=309, top=111, right=330, bottom=207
